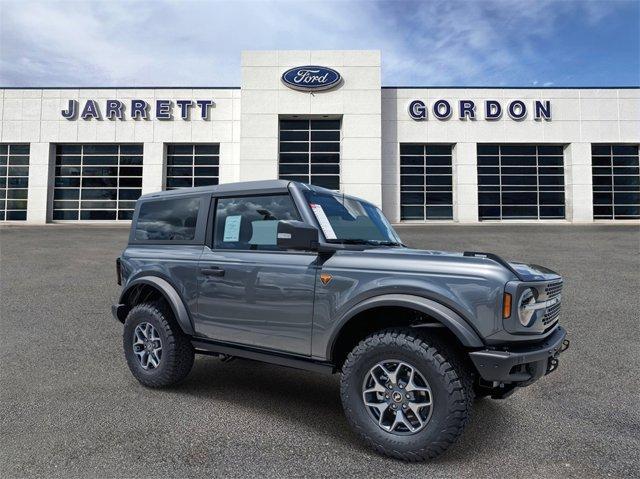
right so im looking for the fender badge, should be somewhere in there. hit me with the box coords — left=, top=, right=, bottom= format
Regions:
left=320, top=273, right=332, bottom=285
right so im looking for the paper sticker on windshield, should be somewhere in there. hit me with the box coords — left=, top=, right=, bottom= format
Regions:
left=223, top=215, right=241, bottom=242
left=310, top=204, right=337, bottom=239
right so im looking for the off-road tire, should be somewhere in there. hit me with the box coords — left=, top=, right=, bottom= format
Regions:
left=123, top=301, right=194, bottom=388
left=340, top=329, right=474, bottom=461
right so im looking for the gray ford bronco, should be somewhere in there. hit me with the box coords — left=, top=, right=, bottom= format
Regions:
left=113, top=179, right=569, bottom=460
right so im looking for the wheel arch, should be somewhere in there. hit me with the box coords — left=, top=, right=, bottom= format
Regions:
left=328, top=294, right=484, bottom=367
left=117, top=276, right=195, bottom=336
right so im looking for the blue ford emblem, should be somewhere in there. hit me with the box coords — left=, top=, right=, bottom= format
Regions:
left=281, top=66, right=342, bottom=92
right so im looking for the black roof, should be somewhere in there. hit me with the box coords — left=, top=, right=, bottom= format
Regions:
left=140, top=179, right=336, bottom=200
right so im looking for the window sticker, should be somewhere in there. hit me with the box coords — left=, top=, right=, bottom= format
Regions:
left=223, top=215, right=241, bottom=242
left=310, top=203, right=337, bottom=239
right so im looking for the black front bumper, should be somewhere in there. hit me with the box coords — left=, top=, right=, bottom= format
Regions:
left=469, top=326, right=569, bottom=385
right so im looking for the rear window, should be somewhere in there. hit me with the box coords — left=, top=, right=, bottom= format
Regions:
left=135, top=197, right=200, bottom=241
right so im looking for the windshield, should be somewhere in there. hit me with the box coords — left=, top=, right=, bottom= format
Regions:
left=302, top=190, right=403, bottom=246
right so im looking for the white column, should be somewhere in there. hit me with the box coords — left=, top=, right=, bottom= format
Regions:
left=564, top=143, right=593, bottom=223
left=141, top=142, right=165, bottom=194
left=454, top=142, right=479, bottom=223
left=26, top=143, right=54, bottom=224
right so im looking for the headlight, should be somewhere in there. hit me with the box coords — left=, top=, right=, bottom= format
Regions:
left=517, top=288, right=537, bottom=326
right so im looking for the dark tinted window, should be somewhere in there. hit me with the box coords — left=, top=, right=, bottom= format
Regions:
left=477, top=144, right=565, bottom=220
left=400, top=144, right=453, bottom=220
left=214, top=195, right=299, bottom=250
left=1, top=144, right=29, bottom=221
left=592, top=144, right=639, bottom=219
left=279, top=119, right=340, bottom=190
left=54, top=144, right=143, bottom=221
left=166, top=144, right=220, bottom=189
left=135, top=197, right=200, bottom=241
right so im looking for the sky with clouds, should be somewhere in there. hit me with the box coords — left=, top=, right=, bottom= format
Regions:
left=0, top=0, right=638, bottom=87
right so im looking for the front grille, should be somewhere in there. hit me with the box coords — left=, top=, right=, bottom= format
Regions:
left=542, top=280, right=563, bottom=327
left=543, top=301, right=561, bottom=325
left=545, top=280, right=563, bottom=299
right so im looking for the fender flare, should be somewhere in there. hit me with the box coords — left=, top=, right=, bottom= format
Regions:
left=119, top=276, right=195, bottom=336
left=328, top=293, right=485, bottom=358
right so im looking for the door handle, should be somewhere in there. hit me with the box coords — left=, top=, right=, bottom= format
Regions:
left=201, top=266, right=225, bottom=277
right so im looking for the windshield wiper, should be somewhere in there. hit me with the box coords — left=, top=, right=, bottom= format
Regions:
left=327, top=239, right=404, bottom=247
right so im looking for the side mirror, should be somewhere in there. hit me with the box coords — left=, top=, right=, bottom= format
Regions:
left=277, top=220, right=319, bottom=251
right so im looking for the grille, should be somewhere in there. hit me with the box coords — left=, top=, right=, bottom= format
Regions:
left=542, top=280, right=563, bottom=327
left=543, top=301, right=561, bottom=326
left=545, top=280, right=563, bottom=299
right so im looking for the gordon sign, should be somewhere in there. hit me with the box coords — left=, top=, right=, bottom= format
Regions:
left=408, top=99, right=552, bottom=121
left=61, top=99, right=215, bottom=120
left=281, top=66, right=342, bottom=92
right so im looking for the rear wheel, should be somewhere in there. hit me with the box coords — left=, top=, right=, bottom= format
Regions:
left=340, top=329, right=474, bottom=461
left=123, top=301, right=194, bottom=388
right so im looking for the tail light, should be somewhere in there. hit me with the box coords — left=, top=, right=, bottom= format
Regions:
left=116, top=258, right=122, bottom=286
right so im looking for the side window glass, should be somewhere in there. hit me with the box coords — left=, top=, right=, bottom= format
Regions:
left=135, top=197, right=200, bottom=241
left=214, top=194, right=299, bottom=250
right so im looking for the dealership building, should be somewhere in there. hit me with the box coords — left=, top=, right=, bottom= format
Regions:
left=1, top=50, right=638, bottom=224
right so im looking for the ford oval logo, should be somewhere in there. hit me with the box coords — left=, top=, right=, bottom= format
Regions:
left=281, top=66, right=342, bottom=92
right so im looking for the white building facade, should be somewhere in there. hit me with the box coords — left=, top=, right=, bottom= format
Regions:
left=1, top=50, right=638, bottom=224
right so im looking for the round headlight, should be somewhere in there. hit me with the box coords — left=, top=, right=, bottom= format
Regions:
left=518, top=288, right=537, bottom=326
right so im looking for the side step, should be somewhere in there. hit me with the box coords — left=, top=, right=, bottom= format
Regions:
left=192, top=339, right=336, bottom=374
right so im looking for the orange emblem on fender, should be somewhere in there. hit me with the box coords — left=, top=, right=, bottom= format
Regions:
left=320, top=273, right=332, bottom=285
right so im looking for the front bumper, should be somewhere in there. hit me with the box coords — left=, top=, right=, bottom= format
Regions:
left=469, top=326, right=569, bottom=385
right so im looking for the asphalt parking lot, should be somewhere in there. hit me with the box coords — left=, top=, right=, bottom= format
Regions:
left=1, top=223, right=639, bottom=478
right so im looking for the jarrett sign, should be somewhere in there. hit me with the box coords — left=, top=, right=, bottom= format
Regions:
left=61, top=99, right=215, bottom=120
left=408, top=99, right=552, bottom=121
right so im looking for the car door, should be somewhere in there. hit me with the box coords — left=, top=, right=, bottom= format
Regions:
left=194, top=192, right=318, bottom=356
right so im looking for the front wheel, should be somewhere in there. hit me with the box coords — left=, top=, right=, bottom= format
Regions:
left=340, top=329, right=474, bottom=461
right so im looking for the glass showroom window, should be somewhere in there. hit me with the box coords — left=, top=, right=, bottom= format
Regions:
left=166, top=144, right=220, bottom=189
left=53, top=144, right=143, bottom=221
left=400, top=144, right=453, bottom=220
left=279, top=119, right=340, bottom=190
left=592, top=145, right=640, bottom=219
left=477, top=144, right=565, bottom=220
left=0, top=144, right=29, bottom=221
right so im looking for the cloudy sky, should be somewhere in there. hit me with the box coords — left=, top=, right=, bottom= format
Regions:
left=0, top=0, right=638, bottom=87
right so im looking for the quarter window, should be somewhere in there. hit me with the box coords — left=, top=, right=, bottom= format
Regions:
left=0, top=144, right=29, bottom=221
left=134, top=196, right=201, bottom=241
left=592, top=144, right=640, bottom=219
left=279, top=119, right=340, bottom=190
left=166, top=144, right=220, bottom=189
left=400, top=144, right=453, bottom=220
left=477, top=144, right=565, bottom=220
left=214, top=194, right=300, bottom=250
left=53, top=144, right=143, bottom=221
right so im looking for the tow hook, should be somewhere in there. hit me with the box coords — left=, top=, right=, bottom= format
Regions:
left=547, top=357, right=559, bottom=374
left=560, top=339, right=570, bottom=353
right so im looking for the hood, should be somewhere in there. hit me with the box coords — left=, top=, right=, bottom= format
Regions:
left=353, top=247, right=560, bottom=282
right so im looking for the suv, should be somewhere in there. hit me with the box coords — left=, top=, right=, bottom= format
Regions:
left=113, top=180, right=569, bottom=460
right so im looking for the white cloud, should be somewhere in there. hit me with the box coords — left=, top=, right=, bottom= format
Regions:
left=0, top=0, right=625, bottom=86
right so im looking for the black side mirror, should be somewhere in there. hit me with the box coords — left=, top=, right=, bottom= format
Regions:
left=277, top=220, right=319, bottom=251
